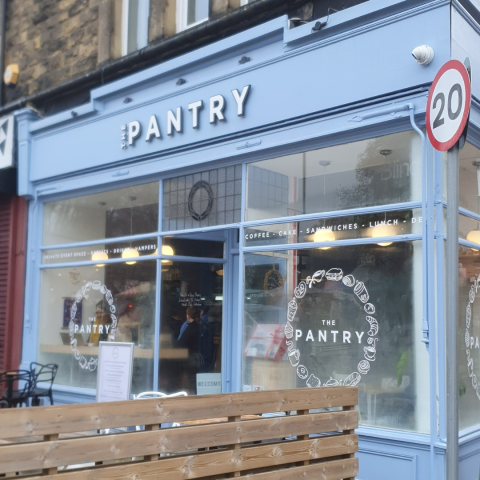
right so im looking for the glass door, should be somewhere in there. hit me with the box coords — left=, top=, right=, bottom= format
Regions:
left=158, top=234, right=225, bottom=395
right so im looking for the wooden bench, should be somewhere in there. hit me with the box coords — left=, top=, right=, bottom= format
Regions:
left=0, top=386, right=358, bottom=480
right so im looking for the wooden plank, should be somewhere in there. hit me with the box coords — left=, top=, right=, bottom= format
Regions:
left=0, top=411, right=358, bottom=473
left=42, top=434, right=59, bottom=475
left=296, top=410, right=310, bottom=467
left=0, top=387, right=357, bottom=439
left=228, top=416, right=242, bottom=478
left=21, top=435, right=358, bottom=480
left=234, top=457, right=358, bottom=480
left=144, top=424, right=159, bottom=462
left=342, top=406, right=355, bottom=480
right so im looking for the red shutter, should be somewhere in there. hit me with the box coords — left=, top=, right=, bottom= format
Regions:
left=0, top=193, right=27, bottom=374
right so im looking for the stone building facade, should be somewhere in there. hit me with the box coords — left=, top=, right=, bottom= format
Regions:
left=0, top=0, right=323, bottom=113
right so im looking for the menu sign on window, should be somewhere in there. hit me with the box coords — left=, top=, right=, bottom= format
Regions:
left=96, top=342, right=134, bottom=402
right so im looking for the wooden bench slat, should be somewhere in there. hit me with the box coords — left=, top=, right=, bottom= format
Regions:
left=234, top=457, right=359, bottom=480
left=20, top=435, right=358, bottom=480
left=0, top=411, right=358, bottom=473
left=0, top=387, right=357, bottom=439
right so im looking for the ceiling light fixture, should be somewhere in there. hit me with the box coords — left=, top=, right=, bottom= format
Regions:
left=92, top=251, right=108, bottom=267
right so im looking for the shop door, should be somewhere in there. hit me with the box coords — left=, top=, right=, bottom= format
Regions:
left=158, top=232, right=227, bottom=395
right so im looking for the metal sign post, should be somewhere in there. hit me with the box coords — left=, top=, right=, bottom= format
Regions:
left=446, top=143, right=459, bottom=480
left=426, top=59, right=471, bottom=480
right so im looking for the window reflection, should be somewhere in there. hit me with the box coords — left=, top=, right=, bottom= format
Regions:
left=159, top=261, right=223, bottom=395
left=243, top=242, right=429, bottom=433
left=246, top=131, right=422, bottom=221
left=37, top=261, right=156, bottom=394
left=43, top=182, right=159, bottom=245
left=458, top=246, right=480, bottom=430
left=459, top=142, right=480, bottom=215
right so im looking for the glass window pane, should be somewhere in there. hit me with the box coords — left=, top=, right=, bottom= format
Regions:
left=163, top=168, right=240, bottom=231
left=243, top=241, right=429, bottom=433
left=459, top=142, right=480, bottom=214
left=459, top=246, right=480, bottom=430
left=187, top=0, right=208, bottom=25
left=244, top=208, right=423, bottom=247
left=162, top=236, right=224, bottom=259
left=42, top=239, right=158, bottom=265
left=37, top=261, right=156, bottom=394
left=43, top=182, right=159, bottom=245
left=460, top=214, right=480, bottom=246
left=160, top=261, right=223, bottom=395
left=245, top=131, right=422, bottom=221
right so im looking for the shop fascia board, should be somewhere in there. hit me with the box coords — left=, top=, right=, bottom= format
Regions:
left=23, top=20, right=449, bottom=189
left=26, top=91, right=428, bottom=205
left=26, top=0, right=446, bottom=136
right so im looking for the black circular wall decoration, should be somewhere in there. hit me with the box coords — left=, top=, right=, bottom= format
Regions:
left=188, top=180, right=214, bottom=221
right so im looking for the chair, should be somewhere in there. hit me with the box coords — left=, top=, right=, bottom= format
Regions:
left=29, top=362, right=58, bottom=406
left=134, top=391, right=188, bottom=432
left=0, top=370, right=33, bottom=408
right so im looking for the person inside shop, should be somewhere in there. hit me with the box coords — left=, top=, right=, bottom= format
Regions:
left=116, top=303, right=136, bottom=343
left=174, top=306, right=202, bottom=393
left=198, top=305, right=214, bottom=372
left=88, top=300, right=111, bottom=346
left=175, top=306, right=201, bottom=353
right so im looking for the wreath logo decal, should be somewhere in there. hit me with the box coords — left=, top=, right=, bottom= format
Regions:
left=465, top=275, right=480, bottom=400
left=285, top=268, right=378, bottom=387
left=69, top=280, right=117, bottom=371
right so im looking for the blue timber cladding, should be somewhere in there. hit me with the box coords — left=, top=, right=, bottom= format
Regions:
left=21, top=1, right=452, bottom=190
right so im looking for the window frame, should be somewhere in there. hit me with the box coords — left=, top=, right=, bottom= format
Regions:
left=176, top=0, right=209, bottom=33
left=122, top=0, right=150, bottom=56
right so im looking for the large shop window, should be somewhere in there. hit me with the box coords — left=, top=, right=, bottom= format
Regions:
left=458, top=246, right=480, bottom=431
left=43, top=183, right=159, bottom=245
left=37, top=262, right=156, bottom=394
left=459, top=142, right=480, bottom=216
left=245, top=130, right=421, bottom=221
left=243, top=242, right=429, bottom=433
left=38, top=182, right=159, bottom=394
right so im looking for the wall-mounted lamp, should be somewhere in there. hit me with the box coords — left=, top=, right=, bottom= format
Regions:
left=4, top=64, right=19, bottom=85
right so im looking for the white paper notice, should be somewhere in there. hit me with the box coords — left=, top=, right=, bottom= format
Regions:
left=96, top=342, right=134, bottom=402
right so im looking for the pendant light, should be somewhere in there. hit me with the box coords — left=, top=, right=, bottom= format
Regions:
left=152, top=244, right=175, bottom=264
left=371, top=149, right=393, bottom=247
left=122, top=196, right=139, bottom=265
left=92, top=251, right=108, bottom=267
left=466, top=159, right=480, bottom=251
left=315, top=160, right=335, bottom=250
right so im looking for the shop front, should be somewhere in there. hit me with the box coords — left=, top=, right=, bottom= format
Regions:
left=14, top=2, right=480, bottom=479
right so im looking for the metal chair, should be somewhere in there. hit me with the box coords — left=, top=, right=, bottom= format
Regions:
left=29, top=362, right=58, bottom=406
left=134, top=391, right=188, bottom=431
left=0, top=370, right=34, bottom=408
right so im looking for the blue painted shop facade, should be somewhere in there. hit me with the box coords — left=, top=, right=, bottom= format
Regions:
left=14, top=1, right=480, bottom=478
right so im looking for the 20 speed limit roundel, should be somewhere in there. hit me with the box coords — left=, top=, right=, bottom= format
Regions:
left=426, top=60, right=471, bottom=151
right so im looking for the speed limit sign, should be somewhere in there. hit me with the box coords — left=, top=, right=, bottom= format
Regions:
left=426, top=60, right=471, bottom=151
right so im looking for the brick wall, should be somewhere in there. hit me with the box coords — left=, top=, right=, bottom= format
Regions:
left=4, top=0, right=100, bottom=104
